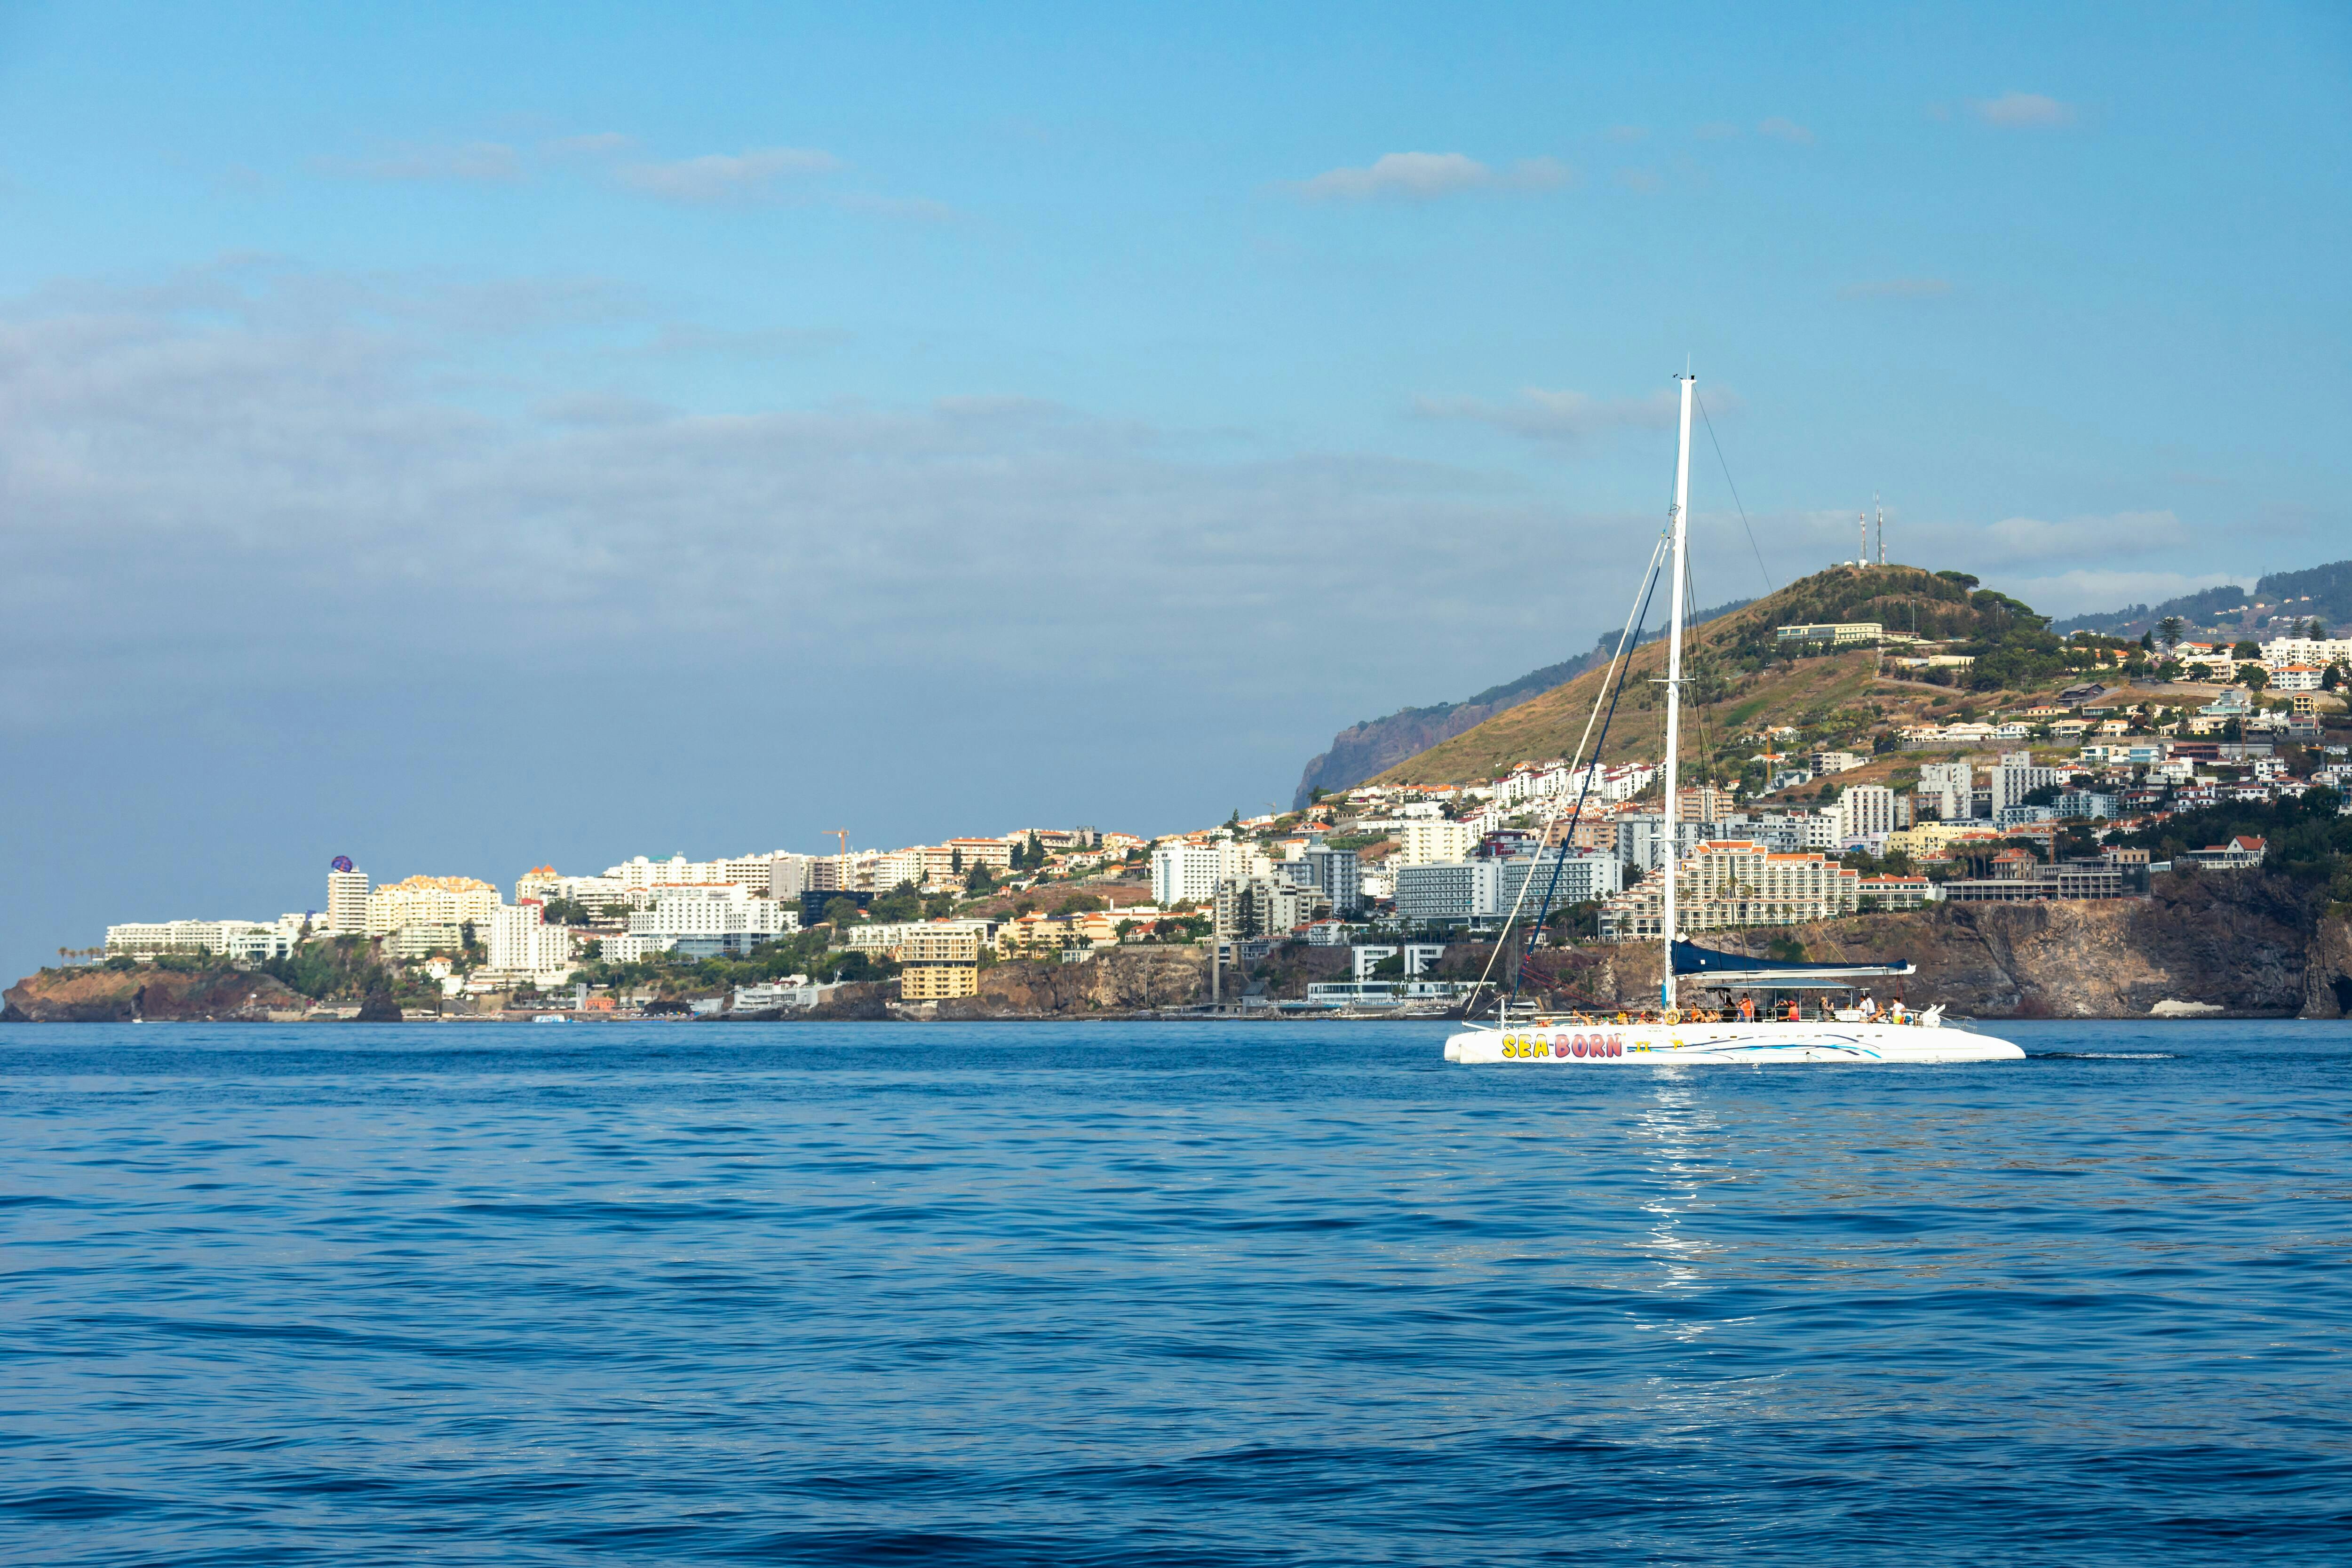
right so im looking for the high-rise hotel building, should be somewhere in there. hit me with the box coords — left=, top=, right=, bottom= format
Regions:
left=326, top=867, right=370, bottom=933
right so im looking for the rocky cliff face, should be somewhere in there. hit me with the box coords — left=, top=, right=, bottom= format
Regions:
left=4, top=966, right=300, bottom=1022
left=1655, top=872, right=2327, bottom=1019
left=937, top=947, right=1210, bottom=1017
left=2297, top=915, right=2352, bottom=1019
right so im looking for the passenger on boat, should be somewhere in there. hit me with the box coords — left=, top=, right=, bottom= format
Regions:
left=1860, top=994, right=1880, bottom=1021
left=1783, top=998, right=1801, bottom=1022
left=1737, top=995, right=1756, bottom=1022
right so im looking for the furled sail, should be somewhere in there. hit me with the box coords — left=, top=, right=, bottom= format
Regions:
left=1671, top=940, right=1915, bottom=987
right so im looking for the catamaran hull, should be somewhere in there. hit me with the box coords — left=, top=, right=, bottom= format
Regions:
left=1444, top=1020, right=2022, bottom=1065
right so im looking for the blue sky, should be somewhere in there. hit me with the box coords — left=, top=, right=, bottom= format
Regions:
left=1, top=2, right=2347, bottom=974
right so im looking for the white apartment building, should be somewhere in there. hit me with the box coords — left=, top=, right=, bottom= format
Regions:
left=1615, top=814, right=1706, bottom=873
left=603, top=854, right=786, bottom=893
left=843, top=918, right=998, bottom=955
left=1600, top=840, right=1861, bottom=941
left=515, top=868, right=635, bottom=909
left=1391, top=860, right=1503, bottom=925
left=105, top=916, right=305, bottom=963
left=1495, top=851, right=1624, bottom=910
left=1596, top=763, right=1658, bottom=802
left=1836, top=785, right=1899, bottom=842
left=1916, top=761, right=1973, bottom=821
left=2260, top=636, right=2352, bottom=669
left=1214, top=875, right=1325, bottom=940
left=326, top=868, right=370, bottom=934
left=871, top=848, right=928, bottom=892
left=364, top=876, right=501, bottom=938
left=489, top=902, right=575, bottom=976
left=625, top=885, right=797, bottom=941
left=1989, top=759, right=2068, bottom=814
left=1151, top=841, right=1222, bottom=906
left=945, top=837, right=1015, bottom=871
left=1397, top=819, right=1478, bottom=867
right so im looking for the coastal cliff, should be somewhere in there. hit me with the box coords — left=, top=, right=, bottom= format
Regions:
left=937, top=946, right=1211, bottom=1017
left=3, top=966, right=300, bottom=1022
left=1516, top=872, right=2332, bottom=1019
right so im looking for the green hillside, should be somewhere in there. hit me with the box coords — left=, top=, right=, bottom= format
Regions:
left=1374, top=564, right=2101, bottom=789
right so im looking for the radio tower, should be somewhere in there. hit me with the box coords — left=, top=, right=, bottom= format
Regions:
left=1875, top=493, right=1886, bottom=565
left=1858, top=509, right=1867, bottom=568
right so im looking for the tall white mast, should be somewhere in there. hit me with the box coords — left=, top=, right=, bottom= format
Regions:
left=1661, top=373, right=1694, bottom=1009
left=1875, top=493, right=1885, bottom=565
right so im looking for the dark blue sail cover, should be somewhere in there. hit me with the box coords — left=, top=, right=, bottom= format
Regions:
left=1671, top=940, right=1915, bottom=983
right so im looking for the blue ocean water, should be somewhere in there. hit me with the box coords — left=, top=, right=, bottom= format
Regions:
left=2, top=1020, right=2347, bottom=1566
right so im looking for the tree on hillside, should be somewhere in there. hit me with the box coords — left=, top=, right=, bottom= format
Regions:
left=821, top=896, right=863, bottom=928
left=965, top=862, right=995, bottom=895
left=2240, top=664, right=2268, bottom=691
left=2158, top=616, right=2185, bottom=656
left=2233, top=641, right=2262, bottom=659
left=870, top=881, right=921, bottom=923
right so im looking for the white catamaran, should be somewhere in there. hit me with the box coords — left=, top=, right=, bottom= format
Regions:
left=1444, top=372, right=2021, bottom=1067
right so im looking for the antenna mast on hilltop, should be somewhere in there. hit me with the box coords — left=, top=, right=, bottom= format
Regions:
left=1858, top=509, right=1868, bottom=568
left=1875, top=493, right=1886, bottom=565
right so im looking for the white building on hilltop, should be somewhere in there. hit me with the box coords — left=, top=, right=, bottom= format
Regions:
left=604, top=853, right=788, bottom=893
left=105, top=916, right=306, bottom=963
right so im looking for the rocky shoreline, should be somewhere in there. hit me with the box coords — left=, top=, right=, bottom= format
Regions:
left=12, top=872, right=2349, bottom=1023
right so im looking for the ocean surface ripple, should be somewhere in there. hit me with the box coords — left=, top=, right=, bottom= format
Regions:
left=3, top=1019, right=2347, bottom=1565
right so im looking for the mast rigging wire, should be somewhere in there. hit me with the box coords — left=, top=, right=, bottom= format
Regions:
left=1697, top=392, right=1772, bottom=596
left=1476, top=535, right=1670, bottom=1019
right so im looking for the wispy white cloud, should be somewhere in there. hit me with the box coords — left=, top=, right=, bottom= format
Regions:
left=315, top=142, right=524, bottom=183
left=1287, top=152, right=1571, bottom=202
left=1605, top=125, right=1649, bottom=143
left=1757, top=116, right=1815, bottom=145
left=1613, top=166, right=1662, bottom=193
left=615, top=147, right=842, bottom=203
left=1995, top=567, right=2240, bottom=618
left=1838, top=277, right=1953, bottom=300
left=0, top=263, right=1645, bottom=740
left=1417, top=386, right=1688, bottom=446
left=1980, top=510, right=2190, bottom=564
left=1971, top=92, right=2076, bottom=128
left=1692, top=121, right=1742, bottom=141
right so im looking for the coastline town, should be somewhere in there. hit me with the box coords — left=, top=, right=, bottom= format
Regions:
left=44, top=602, right=2352, bottom=1024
